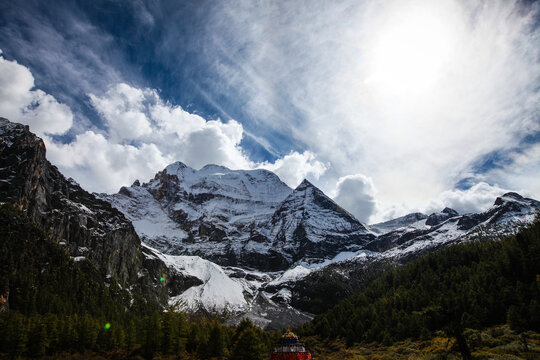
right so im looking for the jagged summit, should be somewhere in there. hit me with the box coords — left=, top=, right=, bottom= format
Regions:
left=1, top=117, right=539, bottom=330
left=442, top=207, right=459, bottom=215
left=295, top=178, right=314, bottom=190
left=426, top=207, right=459, bottom=226
left=102, top=161, right=373, bottom=270
left=365, top=190, right=539, bottom=254
left=165, top=160, right=189, bottom=174
left=494, top=192, right=529, bottom=206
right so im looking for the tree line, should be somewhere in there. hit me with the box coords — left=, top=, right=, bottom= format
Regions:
left=298, top=216, right=540, bottom=357
left=0, top=311, right=277, bottom=359
left=0, top=203, right=277, bottom=359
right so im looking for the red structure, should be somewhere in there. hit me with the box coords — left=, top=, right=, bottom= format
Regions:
left=270, top=330, right=312, bottom=360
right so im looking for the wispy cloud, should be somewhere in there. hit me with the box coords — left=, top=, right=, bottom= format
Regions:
left=0, top=54, right=326, bottom=193
left=0, top=0, right=538, bottom=221
left=200, top=0, right=540, bottom=218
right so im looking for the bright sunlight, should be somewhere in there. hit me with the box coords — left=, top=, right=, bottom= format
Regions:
left=366, top=4, right=457, bottom=99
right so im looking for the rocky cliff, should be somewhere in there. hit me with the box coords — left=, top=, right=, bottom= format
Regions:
left=0, top=118, right=174, bottom=304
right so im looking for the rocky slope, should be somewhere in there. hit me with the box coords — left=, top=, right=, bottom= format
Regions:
left=284, top=192, right=539, bottom=314
left=99, top=152, right=540, bottom=321
left=0, top=118, right=314, bottom=328
left=0, top=118, right=175, bottom=304
left=2, top=117, right=538, bottom=329
left=366, top=192, right=539, bottom=256
left=259, top=179, right=373, bottom=266
left=100, top=165, right=373, bottom=271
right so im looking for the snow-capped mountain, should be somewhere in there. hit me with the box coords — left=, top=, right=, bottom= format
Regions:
left=368, top=212, right=429, bottom=235
left=100, top=165, right=373, bottom=271
left=2, top=118, right=539, bottom=330
left=98, top=156, right=539, bottom=325
left=366, top=192, right=539, bottom=255
left=99, top=162, right=292, bottom=271
left=260, top=179, right=373, bottom=266
left=98, top=155, right=539, bottom=323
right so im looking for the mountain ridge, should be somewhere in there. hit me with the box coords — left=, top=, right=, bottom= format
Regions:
left=1, top=117, right=539, bottom=329
left=101, top=161, right=373, bottom=271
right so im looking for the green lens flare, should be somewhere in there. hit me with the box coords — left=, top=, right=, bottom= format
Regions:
left=160, top=277, right=164, bottom=282
left=104, top=323, right=111, bottom=330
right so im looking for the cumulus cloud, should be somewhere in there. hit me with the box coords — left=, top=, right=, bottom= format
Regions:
left=0, top=53, right=72, bottom=135
left=69, top=83, right=326, bottom=191
left=333, top=174, right=377, bottom=223
left=45, top=132, right=170, bottom=193
left=43, top=82, right=254, bottom=192
left=364, top=181, right=511, bottom=224
left=259, top=151, right=328, bottom=188
left=0, top=54, right=326, bottom=193
left=426, top=182, right=510, bottom=215
left=89, top=83, right=153, bottom=141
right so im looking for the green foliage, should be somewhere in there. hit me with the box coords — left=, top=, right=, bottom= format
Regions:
left=301, top=217, right=540, bottom=346
left=0, top=203, right=137, bottom=321
left=291, top=258, right=395, bottom=314
left=231, top=319, right=268, bottom=360
left=0, top=204, right=274, bottom=358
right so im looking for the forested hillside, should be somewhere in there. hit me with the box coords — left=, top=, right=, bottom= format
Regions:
left=0, top=204, right=277, bottom=358
left=299, top=216, right=540, bottom=357
left=1, top=201, right=539, bottom=359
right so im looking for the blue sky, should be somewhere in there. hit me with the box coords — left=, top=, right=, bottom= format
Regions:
left=0, top=0, right=538, bottom=223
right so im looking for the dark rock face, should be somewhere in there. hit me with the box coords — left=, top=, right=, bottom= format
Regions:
left=264, top=179, right=374, bottom=267
left=0, top=118, right=173, bottom=304
left=366, top=193, right=539, bottom=254
left=103, top=166, right=374, bottom=271
left=426, top=207, right=459, bottom=226
left=141, top=246, right=203, bottom=298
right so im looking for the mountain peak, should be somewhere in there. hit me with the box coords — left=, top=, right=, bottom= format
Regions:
left=501, top=192, right=523, bottom=200
left=425, top=207, right=458, bottom=227
left=200, top=163, right=230, bottom=172
left=441, top=207, right=459, bottom=216
left=494, top=192, right=525, bottom=206
left=164, top=161, right=190, bottom=174
left=295, top=179, right=314, bottom=191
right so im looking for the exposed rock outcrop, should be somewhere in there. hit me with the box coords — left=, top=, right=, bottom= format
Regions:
left=0, top=118, right=171, bottom=304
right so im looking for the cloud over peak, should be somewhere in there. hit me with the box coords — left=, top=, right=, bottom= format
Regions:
left=0, top=52, right=72, bottom=136
left=0, top=54, right=327, bottom=193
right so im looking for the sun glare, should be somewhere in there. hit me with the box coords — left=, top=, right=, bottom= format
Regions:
left=366, top=5, right=455, bottom=99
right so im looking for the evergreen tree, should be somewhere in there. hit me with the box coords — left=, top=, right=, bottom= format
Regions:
left=231, top=327, right=267, bottom=360
left=207, top=322, right=227, bottom=358
left=28, top=318, right=49, bottom=357
left=142, top=313, right=161, bottom=359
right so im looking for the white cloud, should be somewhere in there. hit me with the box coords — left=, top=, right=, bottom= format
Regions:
left=203, top=0, right=540, bottom=206
left=89, top=83, right=153, bottom=141
left=176, top=120, right=250, bottom=170
left=43, top=83, right=255, bottom=192
left=0, top=53, right=72, bottom=135
left=63, top=83, right=327, bottom=191
left=259, top=151, right=328, bottom=188
left=475, top=144, right=540, bottom=201
left=333, top=174, right=377, bottom=223
left=0, top=60, right=325, bottom=193
left=45, top=131, right=171, bottom=193
left=426, top=182, right=510, bottom=215
left=367, top=181, right=511, bottom=224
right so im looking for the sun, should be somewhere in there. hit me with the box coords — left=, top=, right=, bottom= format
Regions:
left=365, top=5, right=455, bottom=99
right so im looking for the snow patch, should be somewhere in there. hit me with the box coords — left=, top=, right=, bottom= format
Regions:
left=144, top=244, right=248, bottom=312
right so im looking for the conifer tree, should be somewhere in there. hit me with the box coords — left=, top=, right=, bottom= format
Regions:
left=231, top=326, right=266, bottom=360
left=208, top=322, right=226, bottom=358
